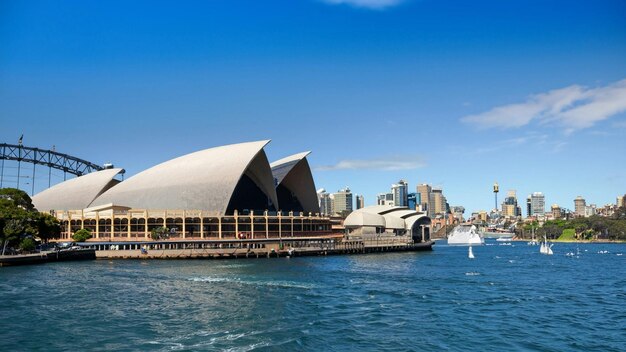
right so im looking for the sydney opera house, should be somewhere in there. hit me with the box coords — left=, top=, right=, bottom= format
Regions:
left=32, top=140, right=333, bottom=244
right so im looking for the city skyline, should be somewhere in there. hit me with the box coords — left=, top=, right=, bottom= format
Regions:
left=2, top=0, right=625, bottom=215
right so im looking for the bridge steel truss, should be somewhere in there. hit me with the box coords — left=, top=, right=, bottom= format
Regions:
left=0, top=143, right=104, bottom=195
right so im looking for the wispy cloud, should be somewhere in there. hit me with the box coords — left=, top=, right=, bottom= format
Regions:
left=316, top=155, right=425, bottom=171
left=461, top=79, right=626, bottom=133
left=321, top=0, right=404, bottom=10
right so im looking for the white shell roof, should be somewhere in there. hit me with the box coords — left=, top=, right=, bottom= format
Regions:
left=32, top=168, right=124, bottom=211
left=347, top=205, right=429, bottom=231
left=270, top=151, right=319, bottom=213
left=344, top=211, right=386, bottom=228
left=91, top=140, right=278, bottom=215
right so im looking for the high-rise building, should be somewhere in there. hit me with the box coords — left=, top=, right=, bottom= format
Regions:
left=574, top=196, right=586, bottom=217
left=502, top=190, right=521, bottom=218
left=530, top=192, right=545, bottom=216
left=431, top=188, right=447, bottom=216
left=355, top=195, right=364, bottom=210
left=391, top=179, right=408, bottom=207
left=407, top=193, right=420, bottom=210
left=317, top=189, right=332, bottom=216
left=551, top=204, right=562, bottom=219
left=618, top=194, right=626, bottom=208
left=333, top=187, right=353, bottom=216
left=417, top=184, right=432, bottom=215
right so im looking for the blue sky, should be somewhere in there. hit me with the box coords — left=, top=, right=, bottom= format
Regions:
left=1, top=0, right=625, bottom=214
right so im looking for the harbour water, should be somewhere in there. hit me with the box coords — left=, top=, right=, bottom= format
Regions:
left=1, top=241, right=625, bottom=351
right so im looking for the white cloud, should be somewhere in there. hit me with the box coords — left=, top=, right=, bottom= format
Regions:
left=461, top=79, right=626, bottom=133
left=321, top=0, right=404, bottom=10
left=316, top=155, right=425, bottom=171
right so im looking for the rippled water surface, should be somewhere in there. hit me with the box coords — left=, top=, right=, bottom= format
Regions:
left=1, top=241, right=625, bottom=351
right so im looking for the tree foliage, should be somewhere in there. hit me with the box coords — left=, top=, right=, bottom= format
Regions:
left=0, top=188, right=62, bottom=254
left=534, top=208, right=626, bottom=241
left=150, top=227, right=170, bottom=241
left=72, top=229, right=92, bottom=242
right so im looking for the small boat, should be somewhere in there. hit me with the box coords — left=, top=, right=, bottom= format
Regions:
left=448, top=225, right=485, bottom=246
left=539, top=236, right=553, bottom=255
left=496, top=237, right=513, bottom=242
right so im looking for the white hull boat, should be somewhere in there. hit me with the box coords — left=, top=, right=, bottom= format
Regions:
left=448, top=225, right=485, bottom=246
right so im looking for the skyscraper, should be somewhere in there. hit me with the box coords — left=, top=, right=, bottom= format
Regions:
left=574, top=196, right=586, bottom=217
left=317, top=189, right=332, bottom=216
left=333, top=187, right=353, bottom=216
left=391, top=179, right=408, bottom=207
left=530, top=192, right=545, bottom=216
left=502, top=190, right=521, bottom=218
left=417, top=184, right=432, bottom=216
left=431, top=188, right=447, bottom=216
left=355, top=194, right=364, bottom=210
left=407, top=192, right=420, bottom=210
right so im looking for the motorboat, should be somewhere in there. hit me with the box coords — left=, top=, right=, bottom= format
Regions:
left=448, top=225, right=485, bottom=246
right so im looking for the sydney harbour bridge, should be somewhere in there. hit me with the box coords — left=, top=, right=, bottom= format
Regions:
left=0, top=142, right=119, bottom=196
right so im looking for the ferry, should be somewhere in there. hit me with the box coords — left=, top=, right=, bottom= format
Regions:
left=448, top=225, right=485, bottom=246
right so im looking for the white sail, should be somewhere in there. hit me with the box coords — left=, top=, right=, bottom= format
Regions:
left=468, top=246, right=475, bottom=259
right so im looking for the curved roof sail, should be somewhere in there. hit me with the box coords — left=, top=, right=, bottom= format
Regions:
left=92, top=141, right=279, bottom=215
left=32, top=168, right=124, bottom=211
left=270, top=152, right=319, bottom=214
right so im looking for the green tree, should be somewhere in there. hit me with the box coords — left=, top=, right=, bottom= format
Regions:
left=72, top=229, right=92, bottom=242
left=37, top=213, right=61, bottom=243
left=150, top=227, right=169, bottom=240
left=0, top=188, right=35, bottom=211
left=19, top=237, right=36, bottom=252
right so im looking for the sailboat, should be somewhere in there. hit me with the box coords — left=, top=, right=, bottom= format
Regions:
left=468, top=246, right=475, bottom=259
left=539, top=236, right=553, bottom=255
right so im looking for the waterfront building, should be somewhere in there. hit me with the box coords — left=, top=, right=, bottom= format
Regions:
left=391, top=179, right=408, bottom=207
left=526, top=196, right=532, bottom=218
left=356, top=195, right=364, bottom=210
left=551, top=204, right=562, bottom=219
left=333, top=187, right=353, bottom=216
left=32, top=140, right=334, bottom=241
left=584, top=204, right=596, bottom=217
left=574, top=196, right=586, bottom=217
left=343, top=205, right=431, bottom=242
left=451, top=206, right=465, bottom=223
left=530, top=192, right=546, bottom=216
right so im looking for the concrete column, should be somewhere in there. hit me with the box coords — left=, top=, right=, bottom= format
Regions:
left=111, top=211, right=115, bottom=239
left=289, top=211, right=294, bottom=237
left=182, top=210, right=186, bottom=239
left=144, top=211, right=148, bottom=238
left=265, top=210, right=269, bottom=239
left=250, top=210, right=254, bottom=239
left=218, top=217, right=222, bottom=239
left=67, top=213, right=72, bottom=239
left=234, top=210, right=239, bottom=238
left=127, top=214, right=131, bottom=238
left=278, top=211, right=282, bottom=239
left=200, top=216, right=204, bottom=239
left=95, top=212, right=100, bottom=239
left=81, top=210, right=85, bottom=229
